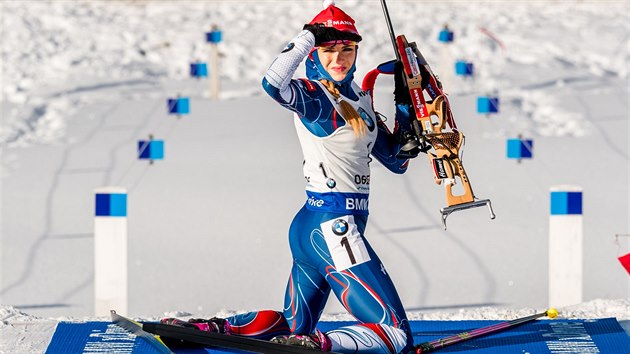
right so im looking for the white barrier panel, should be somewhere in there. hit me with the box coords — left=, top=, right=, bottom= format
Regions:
left=549, top=185, right=583, bottom=308
left=94, top=187, right=128, bottom=316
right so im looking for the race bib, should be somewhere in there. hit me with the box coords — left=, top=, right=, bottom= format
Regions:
left=321, top=215, right=371, bottom=271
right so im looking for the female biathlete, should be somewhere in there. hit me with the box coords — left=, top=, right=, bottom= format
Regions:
left=163, top=3, right=421, bottom=353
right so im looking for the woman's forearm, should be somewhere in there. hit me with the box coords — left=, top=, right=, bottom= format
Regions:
left=262, top=30, right=315, bottom=103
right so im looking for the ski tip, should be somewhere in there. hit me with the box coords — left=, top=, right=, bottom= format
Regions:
left=546, top=308, right=559, bottom=319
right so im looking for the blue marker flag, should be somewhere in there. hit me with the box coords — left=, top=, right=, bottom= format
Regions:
left=206, top=30, right=222, bottom=43
left=138, top=140, right=164, bottom=160
left=168, top=98, right=190, bottom=115
left=438, top=29, right=454, bottom=43
left=507, top=138, right=533, bottom=159
left=455, top=61, right=474, bottom=76
left=190, top=63, right=208, bottom=78
left=477, top=96, right=499, bottom=114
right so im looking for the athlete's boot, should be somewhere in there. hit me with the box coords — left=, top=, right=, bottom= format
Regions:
left=271, top=329, right=331, bottom=351
left=160, top=317, right=231, bottom=334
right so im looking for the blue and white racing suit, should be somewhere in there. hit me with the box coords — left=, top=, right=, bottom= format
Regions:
left=226, top=30, right=416, bottom=354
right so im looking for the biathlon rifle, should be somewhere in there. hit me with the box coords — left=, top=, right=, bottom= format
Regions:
left=363, top=0, right=496, bottom=229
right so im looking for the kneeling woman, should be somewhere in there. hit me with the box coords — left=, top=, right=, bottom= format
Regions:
left=164, top=3, right=419, bottom=353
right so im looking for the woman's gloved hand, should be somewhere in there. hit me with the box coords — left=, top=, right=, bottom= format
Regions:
left=303, top=23, right=349, bottom=46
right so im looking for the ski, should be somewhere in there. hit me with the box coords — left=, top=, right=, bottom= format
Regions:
left=414, top=308, right=558, bottom=353
left=111, top=310, right=174, bottom=354
left=111, top=310, right=333, bottom=354
left=112, top=308, right=557, bottom=353
left=142, top=322, right=336, bottom=354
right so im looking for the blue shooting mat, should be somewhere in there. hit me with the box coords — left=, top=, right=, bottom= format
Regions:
left=46, top=318, right=630, bottom=353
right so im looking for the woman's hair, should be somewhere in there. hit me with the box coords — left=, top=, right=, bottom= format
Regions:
left=319, top=79, right=365, bottom=136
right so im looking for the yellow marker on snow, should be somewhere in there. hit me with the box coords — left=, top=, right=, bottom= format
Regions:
left=546, top=308, right=559, bottom=319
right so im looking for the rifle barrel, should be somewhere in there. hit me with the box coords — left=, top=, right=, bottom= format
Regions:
left=379, top=0, right=400, bottom=61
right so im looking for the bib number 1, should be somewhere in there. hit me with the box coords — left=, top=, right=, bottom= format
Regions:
left=321, top=216, right=371, bottom=271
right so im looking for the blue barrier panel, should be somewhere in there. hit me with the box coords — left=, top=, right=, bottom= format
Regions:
left=455, top=61, right=474, bottom=76
left=551, top=191, right=583, bottom=215
left=190, top=62, right=208, bottom=78
left=477, top=96, right=499, bottom=114
left=138, top=140, right=164, bottom=160
left=95, top=193, right=127, bottom=217
left=206, top=30, right=222, bottom=44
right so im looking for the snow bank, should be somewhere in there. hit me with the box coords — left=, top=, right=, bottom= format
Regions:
left=2, top=0, right=628, bottom=147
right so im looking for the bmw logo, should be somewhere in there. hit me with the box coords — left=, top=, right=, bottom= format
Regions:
left=358, top=108, right=375, bottom=130
left=332, top=219, right=349, bottom=236
left=281, top=42, right=295, bottom=53
left=326, top=178, right=336, bottom=189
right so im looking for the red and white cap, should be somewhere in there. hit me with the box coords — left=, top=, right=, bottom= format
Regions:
left=308, top=0, right=362, bottom=41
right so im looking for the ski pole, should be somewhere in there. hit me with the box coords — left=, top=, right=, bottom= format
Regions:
left=414, top=308, right=558, bottom=353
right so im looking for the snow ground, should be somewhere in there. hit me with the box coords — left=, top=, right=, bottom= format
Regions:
left=1, top=0, right=629, bottom=353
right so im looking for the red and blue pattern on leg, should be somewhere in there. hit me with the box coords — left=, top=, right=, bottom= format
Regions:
left=283, top=260, right=331, bottom=334
left=326, top=323, right=409, bottom=353
left=225, top=310, right=291, bottom=341
left=360, top=323, right=397, bottom=353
